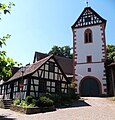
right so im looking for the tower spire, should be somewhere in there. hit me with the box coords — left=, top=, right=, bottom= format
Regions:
left=85, top=0, right=89, bottom=7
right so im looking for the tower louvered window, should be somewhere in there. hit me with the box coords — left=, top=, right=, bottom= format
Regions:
left=84, top=29, right=92, bottom=43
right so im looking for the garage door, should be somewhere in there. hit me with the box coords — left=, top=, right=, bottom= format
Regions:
left=80, top=78, right=100, bottom=96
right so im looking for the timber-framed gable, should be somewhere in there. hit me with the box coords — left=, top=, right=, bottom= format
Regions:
left=72, top=7, right=106, bottom=29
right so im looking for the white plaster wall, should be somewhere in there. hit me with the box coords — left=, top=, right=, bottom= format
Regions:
left=49, top=59, right=55, bottom=62
left=75, top=63, right=104, bottom=80
left=76, top=26, right=103, bottom=63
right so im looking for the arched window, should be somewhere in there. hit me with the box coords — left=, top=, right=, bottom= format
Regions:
left=84, top=29, right=92, bottom=43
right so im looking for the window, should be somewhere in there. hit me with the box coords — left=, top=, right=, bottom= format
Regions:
left=49, top=62, right=55, bottom=72
left=87, top=56, right=92, bottom=63
left=88, top=68, right=91, bottom=72
left=85, top=17, right=91, bottom=22
left=39, top=80, right=46, bottom=92
left=55, top=82, right=61, bottom=93
left=84, top=29, right=92, bottom=43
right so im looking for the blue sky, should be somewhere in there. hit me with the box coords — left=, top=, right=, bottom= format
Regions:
left=0, top=0, right=115, bottom=65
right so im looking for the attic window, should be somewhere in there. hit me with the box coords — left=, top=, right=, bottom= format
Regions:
left=85, top=17, right=91, bottom=22
left=49, top=62, right=55, bottom=72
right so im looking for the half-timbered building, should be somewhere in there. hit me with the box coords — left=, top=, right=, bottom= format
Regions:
left=0, top=55, right=70, bottom=99
left=33, top=51, right=73, bottom=80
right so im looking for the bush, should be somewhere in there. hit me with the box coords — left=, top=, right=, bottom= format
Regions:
left=51, top=94, right=61, bottom=104
left=32, top=99, right=38, bottom=106
left=20, top=100, right=28, bottom=107
left=25, top=96, right=34, bottom=105
left=47, top=93, right=80, bottom=107
left=76, top=95, right=80, bottom=100
left=19, top=100, right=36, bottom=108
left=13, top=96, right=38, bottom=108
left=41, top=93, right=72, bottom=107
left=27, top=103, right=36, bottom=108
left=43, top=93, right=52, bottom=99
left=13, top=98, right=20, bottom=106
left=61, top=94, right=71, bottom=102
left=38, top=96, right=54, bottom=107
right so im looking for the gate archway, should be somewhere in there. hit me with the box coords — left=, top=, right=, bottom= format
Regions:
left=80, top=76, right=101, bottom=96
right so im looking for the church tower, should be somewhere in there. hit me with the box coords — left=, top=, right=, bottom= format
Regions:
left=72, top=6, right=107, bottom=96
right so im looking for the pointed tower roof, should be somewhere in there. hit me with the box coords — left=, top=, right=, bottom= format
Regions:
left=72, top=7, right=106, bottom=29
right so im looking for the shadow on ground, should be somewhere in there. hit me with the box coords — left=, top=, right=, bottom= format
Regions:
left=0, top=115, right=16, bottom=120
left=58, top=99, right=91, bottom=109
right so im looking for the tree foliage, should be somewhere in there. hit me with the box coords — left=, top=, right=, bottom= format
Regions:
left=0, top=34, right=18, bottom=79
left=0, top=2, right=18, bottom=80
left=0, top=2, right=15, bottom=18
left=106, top=44, right=115, bottom=62
left=48, top=45, right=73, bottom=59
left=49, top=44, right=115, bottom=61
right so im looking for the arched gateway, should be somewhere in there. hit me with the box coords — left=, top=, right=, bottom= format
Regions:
left=80, top=77, right=101, bottom=96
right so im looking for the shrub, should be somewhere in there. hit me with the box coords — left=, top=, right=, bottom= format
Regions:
left=32, top=99, right=38, bottom=106
left=42, top=94, right=71, bottom=107
left=27, top=103, right=36, bottom=108
left=61, top=94, right=71, bottom=102
left=76, top=95, right=80, bottom=100
left=43, top=92, right=52, bottom=99
left=38, top=96, right=54, bottom=107
left=48, top=93, right=80, bottom=107
left=13, top=96, right=39, bottom=108
left=19, top=100, right=36, bottom=108
left=51, top=94, right=61, bottom=104
left=20, top=100, right=28, bottom=107
left=25, top=96, right=34, bottom=105
left=13, top=98, right=20, bottom=106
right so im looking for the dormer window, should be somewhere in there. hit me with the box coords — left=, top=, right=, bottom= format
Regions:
left=84, top=29, right=92, bottom=43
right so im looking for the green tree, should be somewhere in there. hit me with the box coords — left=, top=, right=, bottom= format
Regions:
left=0, top=2, right=15, bottom=17
left=48, top=45, right=73, bottom=59
left=0, top=2, right=18, bottom=80
left=106, top=44, right=115, bottom=62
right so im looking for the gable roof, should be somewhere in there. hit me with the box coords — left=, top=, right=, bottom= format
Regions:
left=7, top=55, right=53, bottom=82
left=72, top=7, right=106, bottom=29
left=33, top=51, right=73, bottom=75
left=33, top=52, right=48, bottom=62
left=7, top=55, right=70, bottom=83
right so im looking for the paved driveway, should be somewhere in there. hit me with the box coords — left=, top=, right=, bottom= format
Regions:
left=0, top=97, right=115, bottom=120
